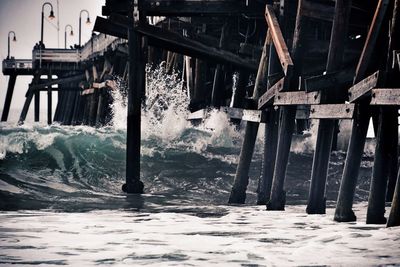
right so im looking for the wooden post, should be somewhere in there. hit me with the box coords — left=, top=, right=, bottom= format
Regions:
left=211, top=20, right=230, bottom=107
left=71, top=91, right=82, bottom=125
left=306, top=0, right=352, bottom=214
left=267, top=0, right=300, bottom=211
left=1, top=74, right=17, bottom=121
left=386, top=0, right=400, bottom=202
left=334, top=0, right=392, bottom=222
left=367, top=107, right=397, bottom=224
left=47, top=70, right=52, bottom=125
left=96, top=89, right=105, bottom=127
left=34, top=91, right=40, bottom=122
left=231, top=71, right=250, bottom=108
left=19, top=74, right=40, bottom=124
left=388, top=168, right=400, bottom=227
left=367, top=0, right=399, bottom=224
left=228, top=33, right=271, bottom=204
left=123, top=10, right=144, bottom=194
left=89, top=91, right=99, bottom=126
left=191, top=59, right=207, bottom=110
left=65, top=90, right=78, bottom=125
left=257, top=35, right=279, bottom=205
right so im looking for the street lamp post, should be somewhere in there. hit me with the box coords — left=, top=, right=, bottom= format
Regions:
left=64, top=24, right=74, bottom=49
left=7, top=31, right=16, bottom=59
left=79, top=9, right=91, bottom=47
left=41, top=2, right=55, bottom=46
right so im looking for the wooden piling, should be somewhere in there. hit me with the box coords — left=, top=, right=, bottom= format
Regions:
left=123, top=12, right=144, bottom=194
left=34, top=91, right=40, bottom=122
left=366, top=107, right=397, bottom=224
left=19, top=74, right=40, bottom=124
left=334, top=0, right=391, bottom=222
left=388, top=168, right=400, bottom=227
left=267, top=0, right=301, bottom=211
left=47, top=71, right=52, bottom=125
left=306, top=0, right=352, bottom=215
left=367, top=0, right=399, bottom=224
left=211, top=20, right=230, bottom=107
left=257, top=36, right=279, bottom=205
left=228, top=33, right=270, bottom=204
left=1, top=74, right=17, bottom=122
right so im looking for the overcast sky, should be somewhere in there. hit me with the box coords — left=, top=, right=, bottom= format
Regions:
left=0, top=0, right=105, bottom=121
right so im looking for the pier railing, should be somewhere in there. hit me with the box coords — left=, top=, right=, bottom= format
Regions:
left=2, top=58, right=33, bottom=75
left=30, top=34, right=127, bottom=67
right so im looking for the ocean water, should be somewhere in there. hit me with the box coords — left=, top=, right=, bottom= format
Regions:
left=1, top=65, right=399, bottom=266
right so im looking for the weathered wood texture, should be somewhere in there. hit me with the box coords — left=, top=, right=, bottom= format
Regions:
left=354, top=0, right=390, bottom=83
left=265, top=5, right=294, bottom=75
left=309, top=104, right=355, bottom=119
left=348, top=71, right=385, bottom=102
left=370, top=88, right=400, bottom=105
left=273, top=91, right=320, bottom=106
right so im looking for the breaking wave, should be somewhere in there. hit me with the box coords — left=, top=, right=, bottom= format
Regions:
left=0, top=64, right=373, bottom=211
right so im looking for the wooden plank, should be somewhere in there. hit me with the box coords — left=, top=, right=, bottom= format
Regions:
left=304, top=68, right=355, bottom=92
left=222, top=107, right=267, bottom=123
left=348, top=70, right=384, bottom=102
left=187, top=107, right=266, bottom=122
left=187, top=109, right=206, bottom=120
left=370, top=89, right=400, bottom=105
left=258, top=77, right=285, bottom=110
left=265, top=5, right=294, bottom=75
left=273, top=91, right=320, bottom=106
left=309, top=104, right=355, bottom=119
left=354, top=0, right=390, bottom=83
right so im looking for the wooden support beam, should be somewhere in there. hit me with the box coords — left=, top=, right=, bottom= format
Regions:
left=258, top=77, right=285, bottom=109
left=354, top=0, right=390, bottom=83
left=370, top=89, right=400, bottom=105
left=309, top=104, right=355, bottom=119
left=228, top=33, right=271, bottom=204
left=34, top=91, right=40, bottom=122
left=94, top=17, right=258, bottom=71
left=138, top=0, right=264, bottom=16
left=265, top=5, right=294, bottom=75
left=301, top=0, right=334, bottom=22
left=1, top=74, right=17, bottom=121
left=124, top=13, right=145, bottom=194
left=47, top=71, right=52, bottom=125
left=221, top=107, right=267, bottom=123
left=348, top=71, right=385, bottom=102
left=304, top=68, right=355, bottom=92
left=187, top=107, right=268, bottom=123
left=367, top=106, right=398, bottom=224
left=29, top=74, right=86, bottom=91
left=307, top=0, right=353, bottom=215
left=257, top=41, right=280, bottom=205
left=273, top=91, right=320, bottom=106
left=388, top=168, right=400, bottom=227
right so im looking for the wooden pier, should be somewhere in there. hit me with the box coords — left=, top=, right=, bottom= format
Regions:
left=2, top=0, right=400, bottom=227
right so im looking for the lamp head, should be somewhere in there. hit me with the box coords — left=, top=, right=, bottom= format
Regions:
left=49, top=10, right=55, bottom=20
left=13, top=36, right=17, bottom=42
left=86, top=17, right=91, bottom=24
left=70, top=30, right=74, bottom=36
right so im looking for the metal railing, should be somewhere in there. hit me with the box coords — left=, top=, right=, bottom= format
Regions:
left=30, top=34, right=127, bottom=66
